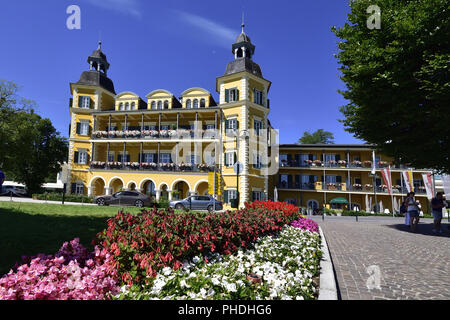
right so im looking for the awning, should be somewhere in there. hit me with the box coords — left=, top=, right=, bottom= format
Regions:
left=330, top=197, right=349, bottom=204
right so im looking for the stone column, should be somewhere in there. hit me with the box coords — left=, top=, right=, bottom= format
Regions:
left=155, top=190, right=161, bottom=202
left=105, top=187, right=112, bottom=196
left=168, top=190, right=173, bottom=201
left=87, top=187, right=94, bottom=197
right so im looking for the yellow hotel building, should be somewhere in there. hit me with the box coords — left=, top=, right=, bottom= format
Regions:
left=67, top=26, right=433, bottom=213
left=68, top=26, right=272, bottom=209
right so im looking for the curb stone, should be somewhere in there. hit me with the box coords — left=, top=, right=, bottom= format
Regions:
left=318, top=226, right=338, bottom=300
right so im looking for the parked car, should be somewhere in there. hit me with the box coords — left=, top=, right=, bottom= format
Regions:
left=94, top=191, right=153, bottom=208
left=0, top=185, right=27, bottom=197
left=169, top=195, right=223, bottom=212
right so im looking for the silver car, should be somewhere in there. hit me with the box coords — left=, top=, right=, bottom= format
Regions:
left=1, top=185, right=27, bottom=197
left=169, top=195, right=223, bottom=212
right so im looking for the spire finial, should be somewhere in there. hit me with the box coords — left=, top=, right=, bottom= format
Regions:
left=241, top=10, right=245, bottom=33
left=98, top=30, right=102, bottom=50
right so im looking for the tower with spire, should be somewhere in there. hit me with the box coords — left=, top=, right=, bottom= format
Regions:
left=216, top=17, right=272, bottom=208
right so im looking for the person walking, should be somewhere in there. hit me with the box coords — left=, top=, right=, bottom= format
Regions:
left=431, top=192, right=446, bottom=234
left=405, top=192, right=420, bottom=232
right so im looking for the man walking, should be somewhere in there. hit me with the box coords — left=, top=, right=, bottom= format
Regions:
left=431, top=192, right=446, bottom=234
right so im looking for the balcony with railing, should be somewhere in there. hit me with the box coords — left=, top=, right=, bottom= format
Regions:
left=91, top=129, right=218, bottom=140
left=90, top=161, right=217, bottom=173
left=279, top=159, right=413, bottom=171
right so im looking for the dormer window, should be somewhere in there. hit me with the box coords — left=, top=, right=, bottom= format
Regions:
left=200, top=99, right=206, bottom=108
left=131, top=102, right=136, bottom=110
left=125, top=102, right=130, bottom=111
left=193, top=99, right=199, bottom=109
left=186, top=99, right=192, bottom=109
left=151, top=101, right=156, bottom=110
left=157, top=101, right=162, bottom=110
left=164, top=100, right=169, bottom=109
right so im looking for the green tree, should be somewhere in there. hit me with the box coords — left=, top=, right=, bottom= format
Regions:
left=0, top=80, right=68, bottom=195
left=332, top=0, right=450, bottom=173
left=298, top=129, right=335, bottom=144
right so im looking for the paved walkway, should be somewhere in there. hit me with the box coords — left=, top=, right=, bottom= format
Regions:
left=0, top=196, right=96, bottom=206
left=310, top=216, right=450, bottom=300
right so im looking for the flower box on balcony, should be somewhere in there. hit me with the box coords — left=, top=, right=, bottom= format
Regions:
left=312, top=160, right=322, bottom=167
left=338, top=160, right=347, bottom=167
left=314, top=181, right=323, bottom=190
left=363, top=161, right=372, bottom=168
left=353, top=184, right=362, bottom=190
left=377, top=161, right=388, bottom=168
left=364, top=184, right=373, bottom=190
left=352, top=161, right=362, bottom=167
left=141, top=163, right=157, bottom=170
left=91, top=161, right=106, bottom=169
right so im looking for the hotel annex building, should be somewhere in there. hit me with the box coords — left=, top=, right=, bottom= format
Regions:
left=67, top=27, right=432, bottom=212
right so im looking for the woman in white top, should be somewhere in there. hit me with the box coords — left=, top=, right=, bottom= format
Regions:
left=405, top=192, right=420, bottom=232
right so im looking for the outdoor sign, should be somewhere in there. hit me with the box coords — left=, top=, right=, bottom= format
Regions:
left=380, top=167, right=392, bottom=195
left=402, top=171, right=414, bottom=193
left=208, top=172, right=223, bottom=196
left=421, top=173, right=435, bottom=200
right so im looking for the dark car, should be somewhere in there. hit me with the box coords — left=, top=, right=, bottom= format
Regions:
left=169, top=195, right=223, bottom=212
left=94, top=191, right=152, bottom=208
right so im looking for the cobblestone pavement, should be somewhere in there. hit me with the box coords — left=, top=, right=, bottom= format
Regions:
left=310, top=216, right=450, bottom=300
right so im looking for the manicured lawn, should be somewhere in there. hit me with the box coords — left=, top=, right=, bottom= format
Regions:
left=0, top=201, right=144, bottom=276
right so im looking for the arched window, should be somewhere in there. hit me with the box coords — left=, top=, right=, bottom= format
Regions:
left=119, top=103, right=124, bottom=111
left=131, top=102, right=136, bottom=110
left=186, top=99, right=192, bottom=109
left=151, top=101, right=156, bottom=110
left=157, top=101, right=162, bottom=110
left=193, top=99, right=199, bottom=109
left=200, top=99, right=206, bottom=108
left=164, top=100, right=169, bottom=109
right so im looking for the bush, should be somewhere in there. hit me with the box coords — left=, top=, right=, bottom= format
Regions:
left=157, top=199, right=170, bottom=209
left=32, top=192, right=93, bottom=204
left=95, top=201, right=301, bottom=286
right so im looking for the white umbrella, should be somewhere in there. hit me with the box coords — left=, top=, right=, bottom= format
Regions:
left=365, top=194, right=370, bottom=212
left=379, top=201, right=384, bottom=214
left=274, top=187, right=278, bottom=202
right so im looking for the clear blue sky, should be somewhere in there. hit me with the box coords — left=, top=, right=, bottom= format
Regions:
left=0, top=0, right=364, bottom=144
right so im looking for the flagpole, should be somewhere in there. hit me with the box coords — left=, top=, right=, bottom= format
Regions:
left=389, top=166, right=394, bottom=217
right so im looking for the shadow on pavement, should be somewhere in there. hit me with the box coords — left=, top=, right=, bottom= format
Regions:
left=384, top=221, right=450, bottom=238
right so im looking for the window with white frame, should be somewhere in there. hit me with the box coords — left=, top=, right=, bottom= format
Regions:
left=75, top=183, right=84, bottom=195
left=79, top=96, right=90, bottom=109
left=160, top=153, right=171, bottom=164
left=79, top=121, right=90, bottom=136
left=107, top=152, right=115, bottom=163
left=254, top=90, right=264, bottom=105
left=253, top=153, right=262, bottom=169
left=144, top=153, right=155, bottom=163
left=225, top=152, right=236, bottom=167
left=226, top=190, right=237, bottom=203
left=228, top=119, right=238, bottom=130
left=78, top=150, right=88, bottom=165
left=254, top=119, right=263, bottom=136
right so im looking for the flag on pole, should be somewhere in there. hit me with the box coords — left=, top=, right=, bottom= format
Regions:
left=442, top=175, right=450, bottom=199
left=421, top=173, right=435, bottom=200
left=371, top=150, right=376, bottom=175
left=380, top=167, right=392, bottom=195
left=402, top=171, right=414, bottom=193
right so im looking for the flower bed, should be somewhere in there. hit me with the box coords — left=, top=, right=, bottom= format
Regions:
left=114, top=222, right=321, bottom=300
left=95, top=202, right=301, bottom=286
left=0, top=239, right=119, bottom=300
left=0, top=201, right=322, bottom=300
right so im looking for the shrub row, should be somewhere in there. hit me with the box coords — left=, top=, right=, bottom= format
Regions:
left=95, top=201, right=301, bottom=286
left=32, top=192, right=93, bottom=204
